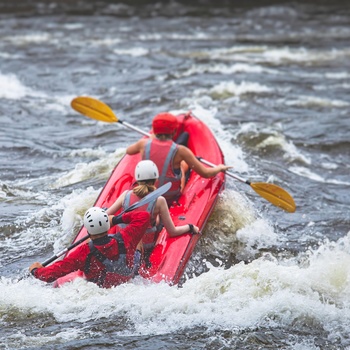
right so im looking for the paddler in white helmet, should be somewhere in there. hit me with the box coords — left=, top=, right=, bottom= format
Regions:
left=106, top=159, right=200, bottom=266
left=29, top=208, right=150, bottom=288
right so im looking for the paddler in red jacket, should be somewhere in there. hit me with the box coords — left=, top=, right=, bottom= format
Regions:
left=29, top=208, right=150, bottom=288
left=126, top=112, right=231, bottom=205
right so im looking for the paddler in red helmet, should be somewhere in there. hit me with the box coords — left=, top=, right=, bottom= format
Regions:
left=126, top=112, right=231, bottom=205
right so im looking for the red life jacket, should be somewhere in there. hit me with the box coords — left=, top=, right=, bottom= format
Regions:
left=143, top=138, right=181, bottom=203
left=122, top=191, right=160, bottom=250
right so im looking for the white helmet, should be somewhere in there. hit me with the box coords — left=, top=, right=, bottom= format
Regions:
left=135, top=160, right=159, bottom=181
left=83, top=207, right=110, bottom=235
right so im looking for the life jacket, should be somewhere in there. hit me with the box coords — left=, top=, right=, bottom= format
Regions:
left=143, top=138, right=181, bottom=203
left=84, top=233, right=138, bottom=288
left=122, top=190, right=161, bottom=250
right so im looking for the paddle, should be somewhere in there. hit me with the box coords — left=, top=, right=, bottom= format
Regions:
left=40, top=182, right=171, bottom=267
left=71, top=96, right=296, bottom=213
left=197, top=158, right=295, bottom=212
left=71, top=96, right=149, bottom=137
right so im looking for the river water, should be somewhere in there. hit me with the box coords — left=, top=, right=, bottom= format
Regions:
left=0, top=1, right=349, bottom=349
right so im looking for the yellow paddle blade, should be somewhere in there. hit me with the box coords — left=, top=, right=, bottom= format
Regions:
left=71, top=96, right=117, bottom=123
left=250, top=182, right=296, bottom=213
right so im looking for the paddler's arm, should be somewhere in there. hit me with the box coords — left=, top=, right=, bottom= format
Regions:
left=157, top=196, right=199, bottom=236
left=106, top=190, right=127, bottom=215
left=126, top=138, right=147, bottom=156
left=177, top=145, right=231, bottom=178
left=28, top=247, right=88, bottom=283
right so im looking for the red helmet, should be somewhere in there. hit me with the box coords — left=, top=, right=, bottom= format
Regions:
left=152, top=113, right=178, bottom=135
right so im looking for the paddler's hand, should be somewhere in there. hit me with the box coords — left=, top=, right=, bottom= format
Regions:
left=29, top=262, right=43, bottom=273
left=218, top=164, right=232, bottom=172
left=188, top=224, right=200, bottom=235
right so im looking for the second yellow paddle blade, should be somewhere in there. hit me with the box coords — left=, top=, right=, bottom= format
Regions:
left=71, top=96, right=117, bottom=123
left=250, top=182, right=296, bottom=213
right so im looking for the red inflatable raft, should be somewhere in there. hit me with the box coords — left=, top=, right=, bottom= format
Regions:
left=54, top=112, right=226, bottom=287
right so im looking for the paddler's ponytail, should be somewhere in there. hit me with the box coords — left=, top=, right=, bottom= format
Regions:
left=133, top=182, right=156, bottom=198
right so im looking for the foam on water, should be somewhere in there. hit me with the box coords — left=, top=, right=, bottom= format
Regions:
left=178, top=45, right=350, bottom=66
left=285, top=95, right=349, bottom=108
left=236, top=218, right=278, bottom=258
left=113, top=47, right=149, bottom=57
left=175, top=63, right=279, bottom=78
left=0, top=319, right=84, bottom=350
left=1, top=185, right=101, bottom=267
left=200, top=189, right=258, bottom=260
left=62, top=23, right=84, bottom=30
left=291, top=70, right=350, bottom=80
left=4, top=33, right=52, bottom=45
left=289, top=166, right=350, bottom=186
left=1, top=144, right=109, bottom=261
left=139, top=32, right=210, bottom=41
left=52, top=148, right=124, bottom=188
left=89, top=37, right=122, bottom=46
left=261, top=47, right=350, bottom=64
left=0, top=71, right=77, bottom=114
left=257, top=134, right=312, bottom=165
left=0, top=72, right=31, bottom=99
left=235, top=122, right=312, bottom=166
left=1, top=232, right=349, bottom=346
left=194, top=81, right=272, bottom=100
left=51, top=186, right=103, bottom=249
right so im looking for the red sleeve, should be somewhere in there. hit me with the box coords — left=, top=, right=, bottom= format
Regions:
left=120, top=211, right=150, bottom=249
left=33, top=245, right=89, bottom=283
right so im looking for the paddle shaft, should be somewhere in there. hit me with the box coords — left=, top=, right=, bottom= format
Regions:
left=42, top=235, right=88, bottom=266
left=197, top=157, right=250, bottom=184
left=119, top=120, right=150, bottom=137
